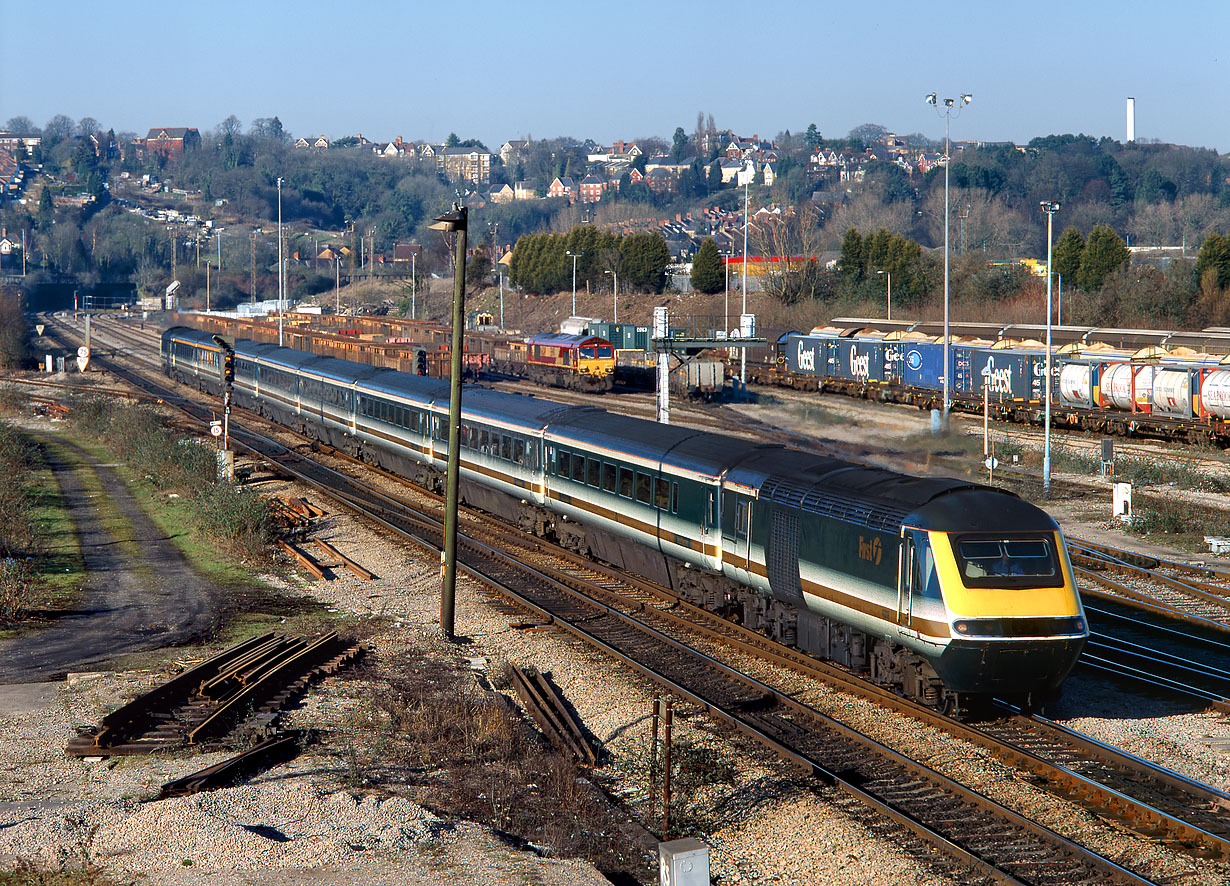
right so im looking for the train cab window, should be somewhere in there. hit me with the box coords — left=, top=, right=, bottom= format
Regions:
left=558, top=450, right=571, bottom=478
left=654, top=478, right=670, bottom=510
left=602, top=463, right=617, bottom=493
left=513, top=439, right=526, bottom=465
left=587, top=458, right=600, bottom=487
left=635, top=472, right=652, bottom=504
left=597, top=345, right=613, bottom=359
left=953, top=536, right=1061, bottom=587
left=619, top=467, right=634, bottom=498
left=580, top=346, right=596, bottom=359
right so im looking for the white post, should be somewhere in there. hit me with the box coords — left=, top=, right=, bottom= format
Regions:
left=655, top=306, right=670, bottom=424
left=277, top=176, right=284, bottom=346
left=724, top=252, right=730, bottom=334
left=566, top=250, right=582, bottom=317
left=1057, top=272, right=1062, bottom=326
left=499, top=268, right=504, bottom=329
left=335, top=257, right=340, bottom=314
left=411, top=253, right=416, bottom=320
left=206, top=261, right=210, bottom=311
left=612, top=269, right=618, bottom=323
left=1041, top=201, right=1060, bottom=496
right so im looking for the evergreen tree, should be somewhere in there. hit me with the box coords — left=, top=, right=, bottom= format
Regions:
left=804, top=123, right=822, bottom=150
left=621, top=232, right=670, bottom=293
left=838, top=228, right=865, bottom=281
left=1195, top=233, right=1230, bottom=291
left=1053, top=227, right=1085, bottom=286
left=690, top=238, right=724, bottom=294
left=1078, top=225, right=1130, bottom=291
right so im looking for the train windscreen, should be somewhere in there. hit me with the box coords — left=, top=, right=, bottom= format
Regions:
left=952, top=535, right=1064, bottom=587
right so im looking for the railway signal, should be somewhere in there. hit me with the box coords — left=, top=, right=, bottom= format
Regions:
left=415, top=348, right=427, bottom=376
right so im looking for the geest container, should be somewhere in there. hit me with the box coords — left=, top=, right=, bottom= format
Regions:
left=785, top=334, right=831, bottom=377
left=900, top=342, right=945, bottom=391
left=830, top=338, right=887, bottom=383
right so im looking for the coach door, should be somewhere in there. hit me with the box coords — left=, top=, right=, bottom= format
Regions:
left=897, top=531, right=915, bottom=629
left=721, top=489, right=753, bottom=581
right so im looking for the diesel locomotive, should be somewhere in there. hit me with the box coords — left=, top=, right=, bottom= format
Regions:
left=163, top=326, right=1088, bottom=710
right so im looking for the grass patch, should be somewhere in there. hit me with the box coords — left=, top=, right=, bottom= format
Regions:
left=0, top=865, right=123, bottom=886
left=0, top=422, right=87, bottom=631
left=1127, top=499, right=1230, bottom=548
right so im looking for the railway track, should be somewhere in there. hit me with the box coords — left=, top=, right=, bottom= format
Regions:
left=40, top=314, right=1230, bottom=883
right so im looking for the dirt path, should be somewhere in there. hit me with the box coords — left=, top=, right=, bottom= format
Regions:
left=0, top=433, right=221, bottom=682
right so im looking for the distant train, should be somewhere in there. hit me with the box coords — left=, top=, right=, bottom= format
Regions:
left=747, top=320, right=1230, bottom=447
left=163, top=326, right=1088, bottom=710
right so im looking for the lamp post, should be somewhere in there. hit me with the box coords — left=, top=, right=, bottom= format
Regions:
left=566, top=250, right=582, bottom=317
left=925, top=91, right=972, bottom=427
left=335, top=256, right=340, bottom=314
left=741, top=161, right=753, bottom=384
left=498, top=267, right=504, bottom=329
left=206, top=261, right=210, bottom=312
left=1041, top=200, right=1061, bottom=496
left=604, top=269, right=618, bottom=322
left=876, top=269, right=891, bottom=321
left=428, top=204, right=468, bottom=641
left=1056, top=272, right=1062, bottom=326
left=411, top=253, right=417, bottom=320
left=277, top=176, right=284, bottom=345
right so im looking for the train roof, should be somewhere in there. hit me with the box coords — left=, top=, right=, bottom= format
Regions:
left=528, top=333, right=612, bottom=347
left=545, top=410, right=764, bottom=478
left=455, top=387, right=581, bottom=430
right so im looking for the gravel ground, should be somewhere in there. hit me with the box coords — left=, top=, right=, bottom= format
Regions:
left=4, top=381, right=1230, bottom=885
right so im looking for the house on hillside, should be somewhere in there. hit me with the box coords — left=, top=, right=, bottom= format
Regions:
left=547, top=176, right=575, bottom=199
left=144, top=127, right=201, bottom=162
left=578, top=174, right=605, bottom=203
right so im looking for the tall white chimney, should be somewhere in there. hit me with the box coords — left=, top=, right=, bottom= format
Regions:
left=1126, top=97, right=1135, bottom=143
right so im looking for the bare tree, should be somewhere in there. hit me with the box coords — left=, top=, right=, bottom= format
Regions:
left=751, top=203, right=829, bottom=304
left=821, top=193, right=913, bottom=249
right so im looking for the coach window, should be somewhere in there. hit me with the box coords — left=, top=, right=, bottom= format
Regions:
left=572, top=454, right=586, bottom=482
left=636, top=472, right=653, bottom=504
left=619, top=467, right=634, bottom=498
left=514, top=439, right=526, bottom=465
left=587, top=457, right=600, bottom=487
left=602, top=462, right=617, bottom=493
left=500, top=435, right=512, bottom=460
left=654, top=478, right=670, bottom=510
left=671, top=482, right=679, bottom=514
left=735, top=499, right=750, bottom=539
left=558, top=449, right=571, bottom=478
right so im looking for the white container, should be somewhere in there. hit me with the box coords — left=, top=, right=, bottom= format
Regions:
left=1102, top=362, right=1154, bottom=411
left=1200, top=368, right=1230, bottom=418
left=1152, top=367, right=1193, bottom=418
left=1059, top=363, right=1093, bottom=407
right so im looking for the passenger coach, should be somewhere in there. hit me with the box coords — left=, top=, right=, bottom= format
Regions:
left=162, top=326, right=1087, bottom=710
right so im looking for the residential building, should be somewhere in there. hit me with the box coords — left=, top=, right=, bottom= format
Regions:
left=144, top=127, right=201, bottom=162
left=547, top=176, right=575, bottom=199
left=0, top=132, right=41, bottom=153
left=578, top=174, right=605, bottom=203
left=645, top=167, right=677, bottom=195
left=438, top=147, right=491, bottom=184
left=295, top=135, right=330, bottom=149
left=499, top=139, right=529, bottom=165
left=513, top=181, right=536, bottom=200
left=488, top=183, right=515, bottom=204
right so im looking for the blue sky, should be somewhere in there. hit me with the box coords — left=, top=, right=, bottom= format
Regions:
left=3, top=0, right=1227, bottom=152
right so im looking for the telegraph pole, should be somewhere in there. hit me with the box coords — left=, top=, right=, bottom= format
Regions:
left=428, top=204, right=468, bottom=640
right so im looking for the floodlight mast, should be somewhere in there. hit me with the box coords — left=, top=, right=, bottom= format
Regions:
left=925, top=90, right=972, bottom=427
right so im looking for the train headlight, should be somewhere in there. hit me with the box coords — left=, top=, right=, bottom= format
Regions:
left=954, top=620, right=970, bottom=634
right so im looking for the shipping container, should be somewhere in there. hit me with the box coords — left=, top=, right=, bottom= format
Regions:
left=900, top=341, right=945, bottom=391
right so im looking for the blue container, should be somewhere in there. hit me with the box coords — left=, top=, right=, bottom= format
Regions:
left=831, top=338, right=888, bottom=383
left=953, top=347, right=1046, bottom=403
left=784, top=334, right=831, bottom=377
left=901, top=342, right=945, bottom=391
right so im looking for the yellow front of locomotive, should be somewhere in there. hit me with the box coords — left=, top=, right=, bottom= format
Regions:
left=914, top=490, right=1088, bottom=701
